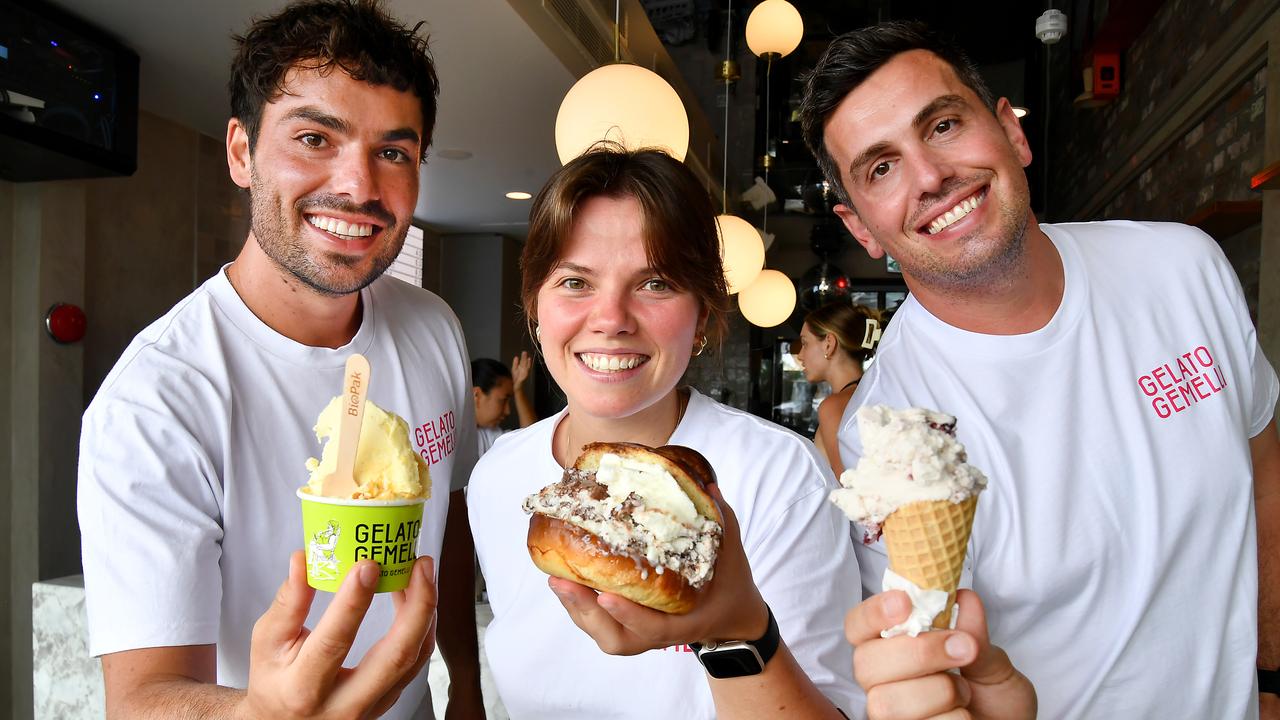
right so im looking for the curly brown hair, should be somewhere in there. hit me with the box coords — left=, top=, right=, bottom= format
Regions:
left=228, top=0, right=439, bottom=162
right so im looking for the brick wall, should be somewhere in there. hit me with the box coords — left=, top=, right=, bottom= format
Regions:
left=1046, top=0, right=1267, bottom=321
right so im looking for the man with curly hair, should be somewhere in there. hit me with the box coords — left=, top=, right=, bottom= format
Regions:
left=77, top=2, right=485, bottom=717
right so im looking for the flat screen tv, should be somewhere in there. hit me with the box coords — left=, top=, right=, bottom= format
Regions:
left=0, top=0, right=139, bottom=181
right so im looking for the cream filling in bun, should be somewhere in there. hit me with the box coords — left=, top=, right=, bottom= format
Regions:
left=596, top=453, right=699, bottom=528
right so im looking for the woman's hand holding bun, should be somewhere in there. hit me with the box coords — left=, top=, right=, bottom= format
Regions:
left=546, top=481, right=770, bottom=656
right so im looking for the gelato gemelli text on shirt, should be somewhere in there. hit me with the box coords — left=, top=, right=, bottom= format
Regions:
left=1136, top=345, right=1228, bottom=419
left=414, top=410, right=457, bottom=465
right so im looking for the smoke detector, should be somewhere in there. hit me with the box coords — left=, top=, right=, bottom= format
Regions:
left=1035, top=9, right=1068, bottom=45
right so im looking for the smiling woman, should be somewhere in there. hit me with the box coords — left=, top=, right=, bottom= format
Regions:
left=466, top=145, right=865, bottom=719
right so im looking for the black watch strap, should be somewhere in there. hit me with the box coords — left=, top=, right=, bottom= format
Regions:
left=690, top=604, right=779, bottom=666
left=1261, top=667, right=1280, bottom=695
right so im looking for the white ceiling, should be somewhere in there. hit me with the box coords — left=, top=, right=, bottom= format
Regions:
left=43, top=0, right=575, bottom=234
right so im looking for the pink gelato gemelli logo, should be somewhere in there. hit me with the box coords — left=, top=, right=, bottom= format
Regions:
left=1136, top=345, right=1227, bottom=419
left=413, top=409, right=457, bottom=466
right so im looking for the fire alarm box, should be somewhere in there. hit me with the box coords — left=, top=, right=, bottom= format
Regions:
left=1093, top=52, right=1120, bottom=98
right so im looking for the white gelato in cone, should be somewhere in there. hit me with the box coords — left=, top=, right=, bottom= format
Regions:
left=831, top=405, right=987, bottom=631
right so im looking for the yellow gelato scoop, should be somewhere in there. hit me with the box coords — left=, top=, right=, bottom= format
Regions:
left=304, top=396, right=431, bottom=501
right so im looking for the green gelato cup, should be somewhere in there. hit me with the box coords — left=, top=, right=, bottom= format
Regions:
left=297, top=489, right=426, bottom=593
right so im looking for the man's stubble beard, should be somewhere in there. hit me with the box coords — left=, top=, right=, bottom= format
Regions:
left=248, top=167, right=406, bottom=298
left=893, top=172, right=1033, bottom=295
left=907, top=200, right=1029, bottom=293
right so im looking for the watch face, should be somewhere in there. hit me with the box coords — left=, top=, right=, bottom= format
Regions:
left=699, top=645, right=765, bottom=679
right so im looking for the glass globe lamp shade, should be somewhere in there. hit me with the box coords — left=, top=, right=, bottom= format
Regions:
left=745, top=0, right=804, bottom=58
left=717, top=214, right=765, bottom=294
left=555, top=64, right=690, bottom=164
left=738, top=269, right=797, bottom=327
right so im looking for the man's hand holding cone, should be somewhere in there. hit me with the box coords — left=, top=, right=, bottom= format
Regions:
left=846, top=589, right=1036, bottom=720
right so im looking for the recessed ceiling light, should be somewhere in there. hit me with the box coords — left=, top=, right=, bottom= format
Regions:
left=1013, top=107, right=1029, bottom=118
left=435, top=148, right=473, bottom=160
left=506, top=191, right=532, bottom=200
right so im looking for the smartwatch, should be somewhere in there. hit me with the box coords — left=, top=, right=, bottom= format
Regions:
left=690, top=605, right=780, bottom=679
left=1261, top=667, right=1280, bottom=696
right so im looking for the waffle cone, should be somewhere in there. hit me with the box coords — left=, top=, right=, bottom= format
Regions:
left=882, top=496, right=978, bottom=629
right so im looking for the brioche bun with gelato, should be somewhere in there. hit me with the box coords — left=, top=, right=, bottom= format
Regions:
left=523, top=442, right=723, bottom=614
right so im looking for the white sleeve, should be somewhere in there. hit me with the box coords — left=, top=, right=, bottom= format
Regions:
left=741, top=442, right=866, bottom=718
left=1229, top=270, right=1279, bottom=437
left=77, top=394, right=225, bottom=657
left=446, top=313, right=478, bottom=493
left=1186, top=225, right=1279, bottom=436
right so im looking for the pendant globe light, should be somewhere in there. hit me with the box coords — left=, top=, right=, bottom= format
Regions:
left=554, top=1, right=689, bottom=163
left=738, top=269, right=796, bottom=328
left=736, top=0, right=800, bottom=328
left=744, top=0, right=802, bottom=243
left=744, top=0, right=804, bottom=59
left=715, top=0, right=765, bottom=294
left=718, top=214, right=764, bottom=294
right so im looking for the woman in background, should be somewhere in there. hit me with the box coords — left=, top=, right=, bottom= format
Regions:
left=472, top=352, right=536, bottom=457
left=796, top=301, right=882, bottom=477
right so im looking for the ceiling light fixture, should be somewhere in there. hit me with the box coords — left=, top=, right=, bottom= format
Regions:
left=1013, top=107, right=1029, bottom=118
left=553, top=0, right=689, bottom=163
left=719, top=215, right=764, bottom=294
left=716, top=0, right=764, bottom=295
left=738, top=269, right=797, bottom=328
left=745, top=0, right=803, bottom=241
left=744, top=0, right=804, bottom=58
left=505, top=191, right=532, bottom=200
left=738, top=0, right=801, bottom=326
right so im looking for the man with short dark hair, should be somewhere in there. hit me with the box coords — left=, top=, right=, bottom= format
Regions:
left=77, top=2, right=484, bottom=717
left=800, top=20, right=1279, bottom=720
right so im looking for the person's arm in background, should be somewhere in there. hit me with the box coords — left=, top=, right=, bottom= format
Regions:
left=1252, top=418, right=1280, bottom=719
left=437, top=491, right=485, bottom=720
left=511, top=351, right=537, bottom=428
left=817, top=392, right=852, bottom=478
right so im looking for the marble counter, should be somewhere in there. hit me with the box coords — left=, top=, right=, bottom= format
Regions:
left=32, top=575, right=103, bottom=719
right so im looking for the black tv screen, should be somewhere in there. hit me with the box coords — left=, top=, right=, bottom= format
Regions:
left=0, top=0, right=139, bottom=181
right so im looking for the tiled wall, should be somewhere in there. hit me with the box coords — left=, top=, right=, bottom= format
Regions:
left=1050, top=0, right=1267, bottom=219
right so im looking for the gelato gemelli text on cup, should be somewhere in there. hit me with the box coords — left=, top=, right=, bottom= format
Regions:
left=298, top=394, right=432, bottom=593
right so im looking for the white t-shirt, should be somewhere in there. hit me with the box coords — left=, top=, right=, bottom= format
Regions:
left=468, top=389, right=864, bottom=719
left=478, top=425, right=503, bottom=457
left=839, top=221, right=1278, bottom=720
left=78, top=269, right=477, bottom=720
